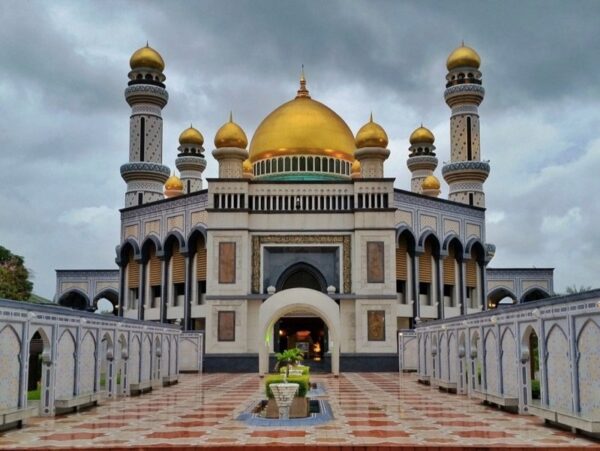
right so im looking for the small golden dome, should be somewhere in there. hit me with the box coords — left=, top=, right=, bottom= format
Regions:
left=248, top=77, right=356, bottom=163
left=130, top=44, right=165, bottom=71
left=164, top=174, right=183, bottom=191
left=351, top=160, right=361, bottom=174
left=409, top=126, right=435, bottom=145
left=422, top=175, right=441, bottom=190
left=243, top=159, right=252, bottom=173
left=179, top=125, right=204, bottom=146
left=446, top=44, right=481, bottom=70
left=214, top=113, right=248, bottom=149
left=355, top=114, right=388, bottom=148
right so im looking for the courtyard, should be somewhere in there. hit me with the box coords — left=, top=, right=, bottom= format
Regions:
left=0, top=372, right=597, bottom=449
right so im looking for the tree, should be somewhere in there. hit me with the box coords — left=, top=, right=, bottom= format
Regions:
left=565, top=284, right=593, bottom=295
left=0, top=245, right=33, bottom=301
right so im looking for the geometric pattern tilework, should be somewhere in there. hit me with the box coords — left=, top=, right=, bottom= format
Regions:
left=484, top=330, right=499, bottom=395
left=141, top=336, right=151, bottom=382
left=0, top=373, right=597, bottom=448
left=546, top=325, right=572, bottom=412
left=129, top=336, right=141, bottom=385
left=55, top=331, right=76, bottom=400
left=578, top=321, right=600, bottom=416
left=0, top=325, right=21, bottom=410
left=79, top=332, right=96, bottom=395
left=501, top=329, right=518, bottom=398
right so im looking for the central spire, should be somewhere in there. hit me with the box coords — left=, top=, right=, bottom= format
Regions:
left=296, top=65, right=310, bottom=98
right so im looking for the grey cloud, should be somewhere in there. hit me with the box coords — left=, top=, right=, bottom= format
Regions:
left=0, top=0, right=599, bottom=297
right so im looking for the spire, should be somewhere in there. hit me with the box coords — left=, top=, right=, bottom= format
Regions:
left=296, top=65, right=310, bottom=98
left=369, top=112, right=373, bottom=123
left=229, top=111, right=233, bottom=122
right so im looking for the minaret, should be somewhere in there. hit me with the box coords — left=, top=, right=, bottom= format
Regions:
left=175, top=125, right=207, bottom=193
left=406, top=125, right=437, bottom=194
left=212, top=113, right=248, bottom=178
left=120, top=44, right=170, bottom=207
left=354, top=114, right=389, bottom=178
left=442, top=44, right=490, bottom=207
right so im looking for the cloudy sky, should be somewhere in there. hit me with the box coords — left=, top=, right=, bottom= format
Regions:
left=0, top=0, right=599, bottom=298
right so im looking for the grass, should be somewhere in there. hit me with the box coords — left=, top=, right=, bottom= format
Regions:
left=27, top=385, right=41, bottom=401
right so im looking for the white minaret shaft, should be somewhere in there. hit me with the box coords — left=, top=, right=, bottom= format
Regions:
left=121, top=45, right=170, bottom=207
left=442, top=45, right=490, bottom=207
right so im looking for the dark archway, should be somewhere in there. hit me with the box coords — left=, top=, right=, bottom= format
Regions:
left=276, top=263, right=327, bottom=293
left=58, top=290, right=90, bottom=310
left=522, top=288, right=551, bottom=303
left=487, top=287, right=517, bottom=309
left=94, top=289, right=118, bottom=315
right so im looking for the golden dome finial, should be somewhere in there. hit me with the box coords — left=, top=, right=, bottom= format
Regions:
left=409, top=125, right=435, bottom=145
left=164, top=172, right=184, bottom=197
left=422, top=175, right=441, bottom=197
left=446, top=43, right=481, bottom=70
left=356, top=113, right=388, bottom=148
left=215, top=113, right=248, bottom=149
left=130, top=43, right=165, bottom=71
left=179, top=124, right=204, bottom=146
left=297, top=65, right=310, bottom=99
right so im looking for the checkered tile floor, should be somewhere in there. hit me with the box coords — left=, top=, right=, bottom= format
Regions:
left=0, top=372, right=597, bottom=448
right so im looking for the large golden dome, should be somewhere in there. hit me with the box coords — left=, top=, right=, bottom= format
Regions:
left=130, top=44, right=165, bottom=71
left=446, top=44, right=481, bottom=70
left=248, top=80, right=356, bottom=163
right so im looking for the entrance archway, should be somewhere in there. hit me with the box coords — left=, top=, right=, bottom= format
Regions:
left=276, top=262, right=327, bottom=292
left=258, top=288, right=340, bottom=375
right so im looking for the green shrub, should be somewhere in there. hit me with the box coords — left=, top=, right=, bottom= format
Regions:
left=265, top=374, right=310, bottom=398
left=531, top=379, right=540, bottom=399
left=281, top=364, right=310, bottom=376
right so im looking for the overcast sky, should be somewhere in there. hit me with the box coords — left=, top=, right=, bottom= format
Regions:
left=0, top=0, right=599, bottom=298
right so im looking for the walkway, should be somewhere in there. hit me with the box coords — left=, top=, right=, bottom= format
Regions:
left=0, top=373, right=597, bottom=449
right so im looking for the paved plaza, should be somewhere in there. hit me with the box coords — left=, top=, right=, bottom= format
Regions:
left=0, top=373, right=597, bottom=449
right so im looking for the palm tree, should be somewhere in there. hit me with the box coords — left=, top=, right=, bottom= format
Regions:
left=565, top=285, right=593, bottom=295
left=274, top=348, right=304, bottom=381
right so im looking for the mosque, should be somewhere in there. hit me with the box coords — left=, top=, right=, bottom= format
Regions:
left=54, top=44, right=554, bottom=372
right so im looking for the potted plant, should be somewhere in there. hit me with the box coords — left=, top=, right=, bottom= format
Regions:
left=274, top=348, right=304, bottom=382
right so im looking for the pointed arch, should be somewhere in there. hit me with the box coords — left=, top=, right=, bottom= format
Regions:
left=395, top=224, right=416, bottom=244
left=163, top=231, right=187, bottom=256
left=187, top=225, right=208, bottom=245
left=0, top=325, right=22, bottom=409
left=521, top=287, right=551, bottom=303
left=116, top=238, right=141, bottom=265
left=141, top=234, right=163, bottom=261
left=442, top=233, right=464, bottom=255
left=417, top=229, right=441, bottom=253
left=58, top=289, right=90, bottom=310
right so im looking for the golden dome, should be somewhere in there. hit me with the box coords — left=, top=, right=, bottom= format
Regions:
left=409, top=126, right=435, bottom=145
left=130, top=44, right=165, bottom=71
left=422, top=175, right=441, bottom=190
left=248, top=79, right=356, bottom=163
left=446, top=44, right=481, bottom=70
left=351, top=159, right=361, bottom=174
left=164, top=174, right=183, bottom=191
left=179, top=125, right=204, bottom=146
left=355, top=114, right=388, bottom=148
left=243, top=159, right=252, bottom=173
left=214, top=113, right=248, bottom=149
